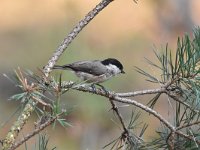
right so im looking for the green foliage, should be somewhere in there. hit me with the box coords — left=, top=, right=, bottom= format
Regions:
left=34, top=134, right=56, bottom=150
left=136, top=27, right=200, bottom=149
left=103, top=109, right=147, bottom=150
left=3, top=69, right=73, bottom=149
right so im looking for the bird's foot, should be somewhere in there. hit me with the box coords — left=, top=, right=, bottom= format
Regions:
left=91, top=84, right=97, bottom=93
left=96, top=84, right=109, bottom=95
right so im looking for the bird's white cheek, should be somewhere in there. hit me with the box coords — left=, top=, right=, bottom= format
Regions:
left=106, top=64, right=121, bottom=75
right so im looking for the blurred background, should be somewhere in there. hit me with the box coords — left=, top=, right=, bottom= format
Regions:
left=0, top=0, right=200, bottom=149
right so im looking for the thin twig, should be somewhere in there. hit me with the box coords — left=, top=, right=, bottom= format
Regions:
left=167, top=131, right=175, bottom=150
left=116, top=78, right=174, bottom=97
left=175, top=130, right=200, bottom=145
left=109, top=99, right=127, bottom=133
left=31, top=96, right=52, bottom=108
left=9, top=115, right=58, bottom=150
left=109, top=98, right=134, bottom=143
left=116, top=87, right=199, bottom=114
left=116, top=88, right=166, bottom=97
left=176, top=121, right=200, bottom=131
left=167, top=92, right=200, bottom=113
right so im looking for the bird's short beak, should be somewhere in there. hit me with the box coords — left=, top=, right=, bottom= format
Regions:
left=121, top=70, right=125, bottom=74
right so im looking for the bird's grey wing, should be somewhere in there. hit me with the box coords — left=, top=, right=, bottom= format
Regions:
left=68, top=60, right=107, bottom=76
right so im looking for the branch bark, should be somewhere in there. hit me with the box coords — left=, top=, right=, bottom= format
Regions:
left=116, top=88, right=166, bottom=97
left=2, top=101, right=37, bottom=150
left=108, top=99, right=132, bottom=142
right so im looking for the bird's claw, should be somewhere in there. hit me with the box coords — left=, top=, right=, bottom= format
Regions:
left=96, top=84, right=109, bottom=95
left=91, top=84, right=97, bottom=93
left=90, top=84, right=109, bottom=95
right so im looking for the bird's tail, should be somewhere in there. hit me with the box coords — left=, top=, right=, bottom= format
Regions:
left=53, top=65, right=70, bottom=70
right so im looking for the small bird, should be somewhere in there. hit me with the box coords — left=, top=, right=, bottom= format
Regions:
left=53, top=58, right=125, bottom=84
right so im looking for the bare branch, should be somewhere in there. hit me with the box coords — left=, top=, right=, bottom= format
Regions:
left=43, top=0, right=114, bottom=77
left=175, top=130, right=200, bottom=145
left=117, top=85, right=200, bottom=114
left=108, top=98, right=137, bottom=144
left=176, top=121, right=200, bottom=131
left=109, top=99, right=128, bottom=133
left=116, top=88, right=166, bottom=97
left=116, top=79, right=174, bottom=97
left=167, top=91, right=200, bottom=113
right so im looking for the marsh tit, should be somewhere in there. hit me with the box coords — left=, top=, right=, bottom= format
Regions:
left=53, top=58, right=125, bottom=84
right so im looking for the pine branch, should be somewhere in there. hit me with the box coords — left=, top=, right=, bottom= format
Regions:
left=2, top=1, right=114, bottom=149
left=8, top=115, right=58, bottom=150
left=166, top=92, right=200, bottom=113
left=108, top=99, right=133, bottom=144
left=67, top=83, right=200, bottom=147
left=176, top=121, right=200, bottom=131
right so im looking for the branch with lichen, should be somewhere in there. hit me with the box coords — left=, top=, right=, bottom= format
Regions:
left=8, top=114, right=61, bottom=150
left=2, top=101, right=36, bottom=150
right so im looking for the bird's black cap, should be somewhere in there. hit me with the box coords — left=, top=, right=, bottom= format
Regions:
left=101, top=58, right=125, bottom=73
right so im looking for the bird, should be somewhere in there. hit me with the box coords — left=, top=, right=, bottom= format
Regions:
left=53, top=58, right=125, bottom=84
